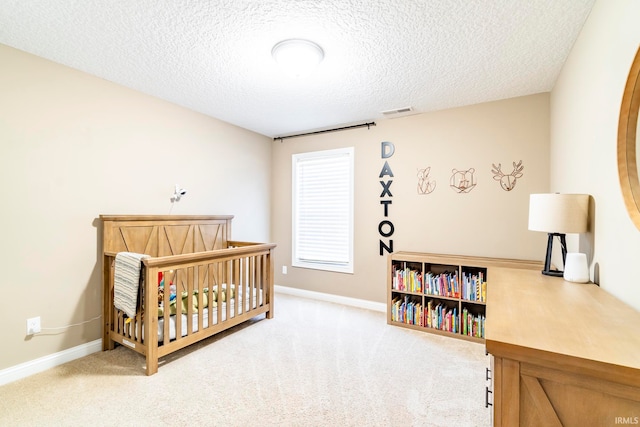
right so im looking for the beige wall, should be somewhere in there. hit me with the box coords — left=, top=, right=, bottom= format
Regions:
left=551, top=0, right=640, bottom=311
left=0, top=44, right=272, bottom=370
left=272, top=93, right=550, bottom=303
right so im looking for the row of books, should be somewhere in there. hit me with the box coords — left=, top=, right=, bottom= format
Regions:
left=390, top=296, right=423, bottom=325
left=424, top=271, right=459, bottom=298
left=390, top=297, right=485, bottom=338
left=461, top=307, right=485, bottom=338
left=393, top=268, right=487, bottom=303
left=425, top=300, right=458, bottom=333
left=391, top=267, right=423, bottom=293
left=461, top=272, right=487, bottom=302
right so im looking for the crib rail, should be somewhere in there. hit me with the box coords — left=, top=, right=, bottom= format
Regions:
left=103, top=242, right=275, bottom=374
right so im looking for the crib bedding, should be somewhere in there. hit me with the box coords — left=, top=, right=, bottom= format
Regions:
left=128, top=288, right=263, bottom=341
left=159, top=290, right=262, bottom=341
left=157, top=283, right=238, bottom=317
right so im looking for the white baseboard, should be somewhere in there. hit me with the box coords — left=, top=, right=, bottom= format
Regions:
left=275, top=285, right=386, bottom=313
left=0, top=339, right=102, bottom=386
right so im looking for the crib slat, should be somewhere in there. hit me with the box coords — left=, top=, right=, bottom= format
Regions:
left=263, top=253, right=268, bottom=306
left=237, top=257, right=242, bottom=314
left=197, top=264, right=205, bottom=334
left=186, top=266, right=194, bottom=338
left=175, top=269, right=183, bottom=342
left=135, top=310, right=142, bottom=342
left=225, top=260, right=232, bottom=321
left=117, top=311, right=124, bottom=336
left=243, top=256, right=249, bottom=313
left=247, top=256, right=258, bottom=310
left=163, top=269, right=171, bottom=346
left=236, top=256, right=242, bottom=316
left=216, top=262, right=222, bottom=325
left=256, top=255, right=263, bottom=307
left=208, top=263, right=215, bottom=328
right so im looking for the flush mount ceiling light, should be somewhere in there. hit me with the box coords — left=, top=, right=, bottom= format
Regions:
left=271, top=39, right=324, bottom=78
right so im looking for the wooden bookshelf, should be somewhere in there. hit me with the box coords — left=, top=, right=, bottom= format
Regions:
left=387, top=252, right=541, bottom=343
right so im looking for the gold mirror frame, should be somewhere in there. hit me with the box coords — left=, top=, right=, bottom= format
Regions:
left=618, top=46, right=640, bottom=230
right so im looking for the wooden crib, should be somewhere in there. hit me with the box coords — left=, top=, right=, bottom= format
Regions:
left=100, top=215, right=275, bottom=375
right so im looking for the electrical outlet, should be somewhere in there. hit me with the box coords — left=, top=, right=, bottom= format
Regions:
left=26, top=316, right=41, bottom=335
left=282, top=266, right=287, bottom=274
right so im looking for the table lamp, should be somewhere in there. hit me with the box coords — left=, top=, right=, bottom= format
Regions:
left=528, top=193, right=589, bottom=276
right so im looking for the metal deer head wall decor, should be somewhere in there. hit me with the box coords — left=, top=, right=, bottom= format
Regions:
left=491, top=160, right=524, bottom=191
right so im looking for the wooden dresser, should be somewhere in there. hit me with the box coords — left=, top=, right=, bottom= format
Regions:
left=486, top=267, right=640, bottom=426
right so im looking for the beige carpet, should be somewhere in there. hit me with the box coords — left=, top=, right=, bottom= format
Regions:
left=0, top=293, right=492, bottom=427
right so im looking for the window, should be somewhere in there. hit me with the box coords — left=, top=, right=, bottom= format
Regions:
left=292, top=147, right=354, bottom=273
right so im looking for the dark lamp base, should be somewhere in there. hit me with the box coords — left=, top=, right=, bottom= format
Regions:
left=542, top=269, right=564, bottom=277
left=541, top=233, right=567, bottom=278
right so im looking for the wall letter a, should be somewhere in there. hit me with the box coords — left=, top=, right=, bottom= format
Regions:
left=379, top=161, right=394, bottom=178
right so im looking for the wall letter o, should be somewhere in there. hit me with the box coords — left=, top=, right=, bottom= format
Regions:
left=378, top=220, right=395, bottom=237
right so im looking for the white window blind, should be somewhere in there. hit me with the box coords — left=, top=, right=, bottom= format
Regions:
left=292, top=147, right=354, bottom=273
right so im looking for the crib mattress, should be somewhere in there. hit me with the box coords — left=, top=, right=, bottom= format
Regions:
left=128, top=288, right=263, bottom=342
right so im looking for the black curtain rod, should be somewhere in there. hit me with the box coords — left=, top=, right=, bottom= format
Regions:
left=274, top=122, right=376, bottom=141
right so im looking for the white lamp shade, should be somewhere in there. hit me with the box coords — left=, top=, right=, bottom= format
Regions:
left=528, top=193, right=589, bottom=233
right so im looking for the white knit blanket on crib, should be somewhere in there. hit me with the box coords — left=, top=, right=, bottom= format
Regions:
left=114, top=252, right=149, bottom=318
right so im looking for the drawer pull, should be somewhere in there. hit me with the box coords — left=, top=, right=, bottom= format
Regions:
left=486, top=367, right=492, bottom=381
left=485, top=386, right=493, bottom=408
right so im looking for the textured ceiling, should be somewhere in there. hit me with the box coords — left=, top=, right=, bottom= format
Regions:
left=0, top=1, right=595, bottom=138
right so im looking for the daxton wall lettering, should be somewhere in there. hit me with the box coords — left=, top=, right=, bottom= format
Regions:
left=379, top=141, right=395, bottom=255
